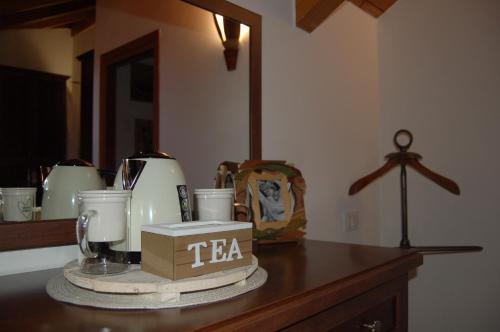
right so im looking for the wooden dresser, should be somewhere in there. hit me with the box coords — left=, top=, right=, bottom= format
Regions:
left=0, top=240, right=422, bottom=331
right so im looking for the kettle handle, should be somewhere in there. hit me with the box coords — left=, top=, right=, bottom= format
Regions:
left=76, top=210, right=98, bottom=258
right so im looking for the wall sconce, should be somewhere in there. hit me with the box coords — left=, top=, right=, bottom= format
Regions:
left=214, top=14, right=240, bottom=71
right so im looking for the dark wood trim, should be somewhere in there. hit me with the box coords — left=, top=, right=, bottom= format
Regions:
left=184, top=0, right=262, bottom=159
left=77, top=50, right=94, bottom=163
left=0, top=64, right=69, bottom=82
left=296, top=0, right=344, bottom=33
left=0, top=219, right=76, bottom=251
left=0, top=0, right=95, bottom=29
left=99, top=30, right=159, bottom=170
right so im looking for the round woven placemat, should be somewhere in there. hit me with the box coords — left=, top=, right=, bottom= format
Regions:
left=46, top=267, right=267, bottom=309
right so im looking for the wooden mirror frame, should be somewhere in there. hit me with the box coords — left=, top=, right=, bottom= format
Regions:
left=0, top=0, right=261, bottom=252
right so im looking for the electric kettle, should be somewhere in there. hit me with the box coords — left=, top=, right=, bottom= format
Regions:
left=111, top=151, right=191, bottom=261
left=41, top=159, right=105, bottom=219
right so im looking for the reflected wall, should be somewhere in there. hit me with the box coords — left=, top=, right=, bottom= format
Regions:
left=95, top=0, right=249, bottom=190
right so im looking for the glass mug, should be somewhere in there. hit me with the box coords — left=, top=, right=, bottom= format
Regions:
left=77, top=190, right=131, bottom=275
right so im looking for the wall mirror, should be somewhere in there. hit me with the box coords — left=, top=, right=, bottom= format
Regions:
left=0, top=0, right=261, bottom=251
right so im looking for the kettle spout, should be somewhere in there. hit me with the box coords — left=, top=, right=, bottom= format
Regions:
left=122, top=159, right=146, bottom=190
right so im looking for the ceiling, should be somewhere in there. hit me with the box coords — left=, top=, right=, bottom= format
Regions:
left=0, top=0, right=396, bottom=36
left=296, top=0, right=399, bottom=32
left=0, top=0, right=95, bottom=35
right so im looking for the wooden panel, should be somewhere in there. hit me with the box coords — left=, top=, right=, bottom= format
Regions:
left=296, top=0, right=344, bottom=33
left=0, top=219, right=76, bottom=251
left=282, top=275, right=406, bottom=331
left=141, top=232, right=174, bottom=279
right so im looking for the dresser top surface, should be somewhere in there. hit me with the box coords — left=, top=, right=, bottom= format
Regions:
left=0, top=240, right=422, bottom=331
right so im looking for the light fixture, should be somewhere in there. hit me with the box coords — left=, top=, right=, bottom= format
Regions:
left=214, top=14, right=240, bottom=71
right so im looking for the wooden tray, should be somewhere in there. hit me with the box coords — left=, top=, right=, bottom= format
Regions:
left=64, top=255, right=258, bottom=303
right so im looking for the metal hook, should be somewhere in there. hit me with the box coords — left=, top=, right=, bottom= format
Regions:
left=393, top=129, right=413, bottom=152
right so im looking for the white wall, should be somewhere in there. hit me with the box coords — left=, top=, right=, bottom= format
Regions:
left=0, top=245, right=78, bottom=276
left=94, top=0, right=249, bottom=191
left=378, top=0, right=500, bottom=330
left=229, top=0, right=381, bottom=244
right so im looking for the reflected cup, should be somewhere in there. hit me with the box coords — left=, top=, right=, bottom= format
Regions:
left=1, top=187, right=36, bottom=222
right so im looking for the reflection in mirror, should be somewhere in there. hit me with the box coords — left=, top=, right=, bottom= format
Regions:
left=0, top=0, right=261, bottom=252
left=114, top=54, right=155, bottom=170
left=99, top=0, right=249, bottom=191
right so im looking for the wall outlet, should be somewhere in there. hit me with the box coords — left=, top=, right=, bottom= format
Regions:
left=343, top=211, right=359, bottom=232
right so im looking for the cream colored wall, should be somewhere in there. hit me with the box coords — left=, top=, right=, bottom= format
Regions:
left=378, top=0, right=500, bottom=330
left=229, top=0, right=381, bottom=244
left=0, top=29, right=73, bottom=75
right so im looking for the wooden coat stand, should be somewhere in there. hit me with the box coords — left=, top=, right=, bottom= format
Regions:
left=349, top=129, right=482, bottom=254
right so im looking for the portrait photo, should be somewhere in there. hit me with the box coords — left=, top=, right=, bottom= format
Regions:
left=248, top=171, right=292, bottom=230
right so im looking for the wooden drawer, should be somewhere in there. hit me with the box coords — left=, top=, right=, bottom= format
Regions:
left=281, top=275, right=408, bottom=332
left=331, top=297, right=396, bottom=332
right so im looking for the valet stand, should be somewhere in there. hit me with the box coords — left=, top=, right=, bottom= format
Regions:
left=349, top=129, right=482, bottom=254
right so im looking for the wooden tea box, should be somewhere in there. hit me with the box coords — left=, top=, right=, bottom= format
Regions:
left=141, top=221, right=253, bottom=280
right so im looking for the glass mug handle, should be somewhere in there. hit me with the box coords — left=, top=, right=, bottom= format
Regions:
left=76, top=210, right=98, bottom=258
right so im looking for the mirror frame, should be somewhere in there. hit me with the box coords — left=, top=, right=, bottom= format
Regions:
left=0, top=0, right=261, bottom=252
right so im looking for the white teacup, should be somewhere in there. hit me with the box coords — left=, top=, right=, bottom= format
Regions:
left=1, top=187, right=36, bottom=222
left=76, top=190, right=131, bottom=274
left=194, top=188, right=234, bottom=221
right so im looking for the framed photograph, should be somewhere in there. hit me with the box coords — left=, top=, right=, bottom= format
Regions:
left=248, top=172, right=292, bottom=230
left=232, top=161, right=307, bottom=242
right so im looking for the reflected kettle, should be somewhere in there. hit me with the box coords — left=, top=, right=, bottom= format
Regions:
left=111, top=151, right=191, bottom=257
left=41, top=159, right=105, bottom=220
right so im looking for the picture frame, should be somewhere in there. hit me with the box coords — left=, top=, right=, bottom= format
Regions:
left=248, top=171, right=292, bottom=230
left=231, top=160, right=307, bottom=242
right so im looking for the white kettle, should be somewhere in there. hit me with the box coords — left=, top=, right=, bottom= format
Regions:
left=111, top=151, right=191, bottom=259
left=41, top=159, right=105, bottom=220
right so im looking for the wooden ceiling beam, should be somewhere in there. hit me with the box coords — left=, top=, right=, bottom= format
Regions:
left=70, top=14, right=95, bottom=36
left=295, top=0, right=399, bottom=32
left=296, top=0, right=344, bottom=33
left=0, top=0, right=95, bottom=29
left=3, top=7, right=94, bottom=29
left=348, top=0, right=398, bottom=17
